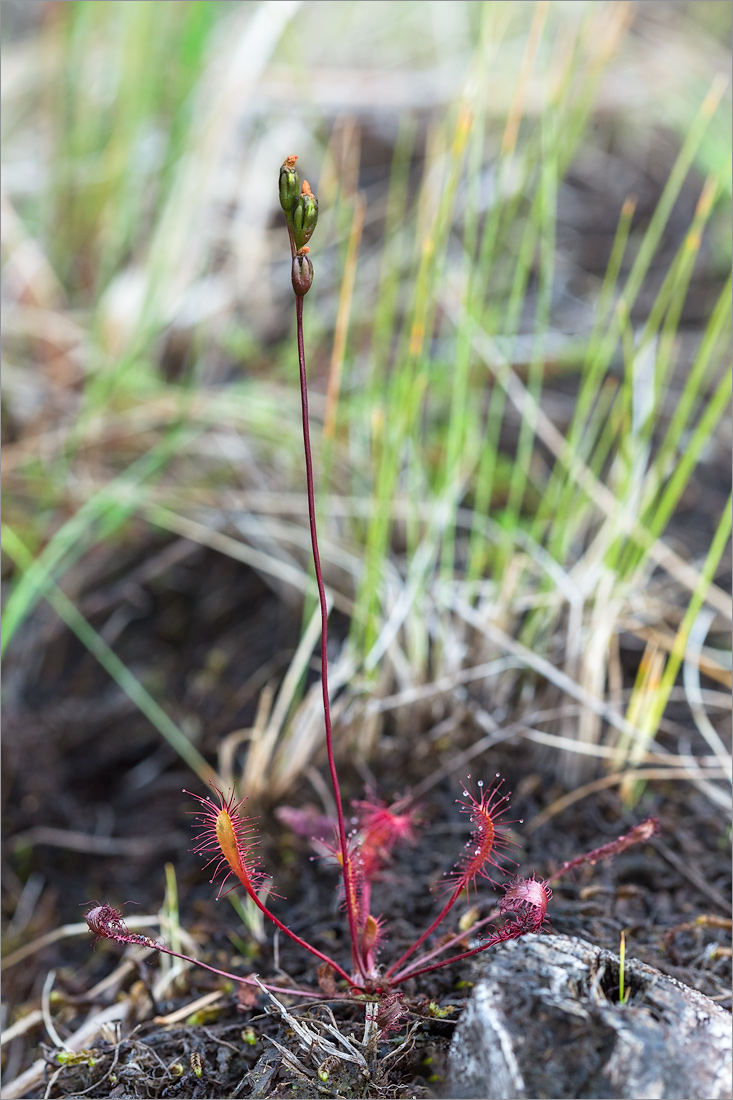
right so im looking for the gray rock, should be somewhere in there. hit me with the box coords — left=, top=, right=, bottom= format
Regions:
left=448, top=934, right=731, bottom=1100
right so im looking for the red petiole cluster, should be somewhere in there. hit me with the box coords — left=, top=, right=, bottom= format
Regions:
left=86, top=156, right=659, bottom=1017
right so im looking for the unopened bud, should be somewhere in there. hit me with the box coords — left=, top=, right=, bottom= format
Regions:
left=292, top=247, right=313, bottom=296
left=279, top=155, right=300, bottom=213
left=292, top=180, right=318, bottom=249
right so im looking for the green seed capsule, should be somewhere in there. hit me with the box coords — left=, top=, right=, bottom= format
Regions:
left=292, top=181, right=318, bottom=249
left=279, top=155, right=300, bottom=213
left=292, top=248, right=314, bottom=296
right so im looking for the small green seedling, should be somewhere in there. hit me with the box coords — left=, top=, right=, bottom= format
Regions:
left=619, top=929, right=631, bottom=1004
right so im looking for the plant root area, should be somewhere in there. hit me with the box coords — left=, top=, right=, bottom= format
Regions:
left=2, top=544, right=730, bottom=1099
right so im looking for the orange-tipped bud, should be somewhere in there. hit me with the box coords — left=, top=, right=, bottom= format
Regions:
left=292, top=180, right=318, bottom=249
left=279, top=155, right=300, bottom=213
left=292, top=247, right=314, bottom=296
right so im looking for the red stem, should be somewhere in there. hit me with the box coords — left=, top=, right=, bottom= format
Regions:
left=390, top=924, right=524, bottom=985
left=384, top=882, right=464, bottom=980
left=242, top=879, right=355, bottom=985
left=389, top=906, right=502, bottom=977
left=128, top=937, right=343, bottom=999
left=295, top=294, right=366, bottom=980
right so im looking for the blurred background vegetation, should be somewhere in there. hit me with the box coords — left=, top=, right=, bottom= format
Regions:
left=2, top=0, right=731, bottom=820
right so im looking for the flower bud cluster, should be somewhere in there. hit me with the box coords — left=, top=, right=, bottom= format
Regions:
left=279, top=155, right=318, bottom=295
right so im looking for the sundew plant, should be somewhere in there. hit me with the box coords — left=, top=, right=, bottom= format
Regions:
left=86, top=158, right=659, bottom=1035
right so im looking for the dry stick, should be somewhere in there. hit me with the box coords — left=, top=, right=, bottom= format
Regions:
left=295, top=292, right=365, bottom=981
left=1, top=1003, right=129, bottom=1100
left=525, top=765, right=730, bottom=835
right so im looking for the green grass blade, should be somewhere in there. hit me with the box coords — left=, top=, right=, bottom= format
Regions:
left=1, top=524, right=218, bottom=787
left=2, top=423, right=200, bottom=655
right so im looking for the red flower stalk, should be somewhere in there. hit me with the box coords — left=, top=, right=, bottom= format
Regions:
left=276, top=154, right=366, bottom=978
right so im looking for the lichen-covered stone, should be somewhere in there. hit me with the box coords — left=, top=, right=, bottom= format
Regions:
left=449, top=934, right=732, bottom=1100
